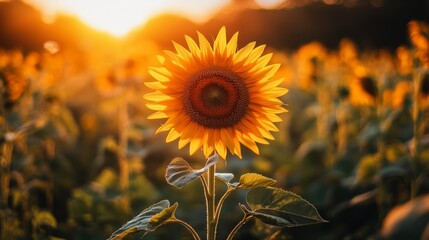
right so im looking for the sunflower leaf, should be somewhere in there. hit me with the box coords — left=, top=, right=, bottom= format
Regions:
left=107, top=200, right=172, bottom=240
left=147, top=202, right=178, bottom=230
left=246, top=187, right=327, bottom=227
left=236, top=173, right=276, bottom=189
left=215, top=173, right=234, bottom=184
left=165, top=153, right=219, bottom=189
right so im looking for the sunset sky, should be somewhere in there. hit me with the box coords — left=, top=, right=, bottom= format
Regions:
left=22, top=0, right=284, bottom=37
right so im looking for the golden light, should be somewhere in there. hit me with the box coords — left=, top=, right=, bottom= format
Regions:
left=255, top=0, right=285, bottom=8
left=25, top=0, right=230, bottom=37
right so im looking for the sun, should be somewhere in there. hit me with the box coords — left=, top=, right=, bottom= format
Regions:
left=57, top=0, right=171, bottom=37
left=25, top=0, right=230, bottom=37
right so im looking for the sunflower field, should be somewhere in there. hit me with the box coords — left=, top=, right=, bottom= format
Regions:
left=1, top=1, right=429, bottom=240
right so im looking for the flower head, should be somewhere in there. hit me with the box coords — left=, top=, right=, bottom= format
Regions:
left=145, top=27, right=288, bottom=159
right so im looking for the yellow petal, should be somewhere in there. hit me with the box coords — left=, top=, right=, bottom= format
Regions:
left=226, top=32, right=239, bottom=57
left=203, top=144, right=214, bottom=159
left=144, top=81, right=166, bottom=90
left=256, top=126, right=275, bottom=140
left=239, top=132, right=259, bottom=155
left=156, top=55, right=165, bottom=64
left=248, top=132, right=270, bottom=144
left=185, top=35, right=201, bottom=57
left=220, top=128, right=235, bottom=154
left=234, top=142, right=242, bottom=159
left=148, top=69, right=170, bottom=82
left=214, top=26, right=227, bottom=54
left=147, top=111, right=168, bottom=119
left=245, top=45, right=266, bottom=64
left=173, top=41, right=191, bottom=59
left=144, top=92, right=173, bottom=102
left=260, top=64, right=281, bottom=81
left=266, top=87, right=289, bottom=97
left=248, top=54, right=273, bottom=73
left=149, top=66, right=172, bottom=76
left=166, top=128, right=181, bottom=142
left=266, top=114, right=282, bottom=122
left=259, top=119, right=279, bottom=132
left=178, top=138, right=190, bottom=149
left=146, top=103, right=166, bottom=111
left=260, top=78, right=285, bottom=91
left=215, top=141, right=227, bottom=160
left=189, top=137, right=203, bottom=155
left=155, top=122, right=173, bottom=134
left=197, top=31, right=213, bottom=56
left=234, top=41, right=256, bottom=63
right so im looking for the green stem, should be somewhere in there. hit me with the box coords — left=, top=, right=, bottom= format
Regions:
left=207, top=164, right=216, bottom=240
left=174, top=219, right=201, bottom=240
left=226, top=214, right=252, bottom=240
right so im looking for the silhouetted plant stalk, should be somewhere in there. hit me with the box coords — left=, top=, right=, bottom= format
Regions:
left=336, top=99, right=348, bottom=152
left=0, top=142, right=13, bottom=240
left=315, top=59, right=337, bottom=167
left=0, top=94, right=11, bottom=240
left=408, top=20, right=429, bottom=198
left=410, top=67, right=422, bottom=198
left=118, top=97, right=130, bottom=212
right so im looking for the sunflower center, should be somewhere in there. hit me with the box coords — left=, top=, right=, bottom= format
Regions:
left=183, top=66, right=249, bottom=129
left=202, top=84, right=229, bottom=107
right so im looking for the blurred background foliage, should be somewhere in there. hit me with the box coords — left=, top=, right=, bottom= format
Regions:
left=1, top=0, right=429, bottom=239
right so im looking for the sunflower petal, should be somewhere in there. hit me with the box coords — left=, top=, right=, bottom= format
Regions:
left=260, top=78, right=284, bottom=91
left=258, top=119, right=279, bottom=132
left=234, top=41, right=256, bottom=63
left=144, top=81, right=166, bottom=90
left=239, top=132, right=259, bottom=155
left=246, top=45, right=266, bottom=64
left=147, top=111, right=168, bottom=119
left=148, top=69, right=170, bottom=82
left=144, top=92, right=173, bottom=102
left=178, top=138, right=190, bottom=149
left=197, top=31, right=213, bottom=56
left=214, top=26, right=227, bottom=54
left=266, top=114, right=283, bottom=122
left=226, top=32, right=239, bottom=56
left=215, top=141, right=227, bottom=159
left=185, top=35, right=201, bottom=57
left=156, top=55, right=165, bottom=64
left=156, top=122, right=173, bottom=134
left=266, top=87, right=289, bottom=97
left=173, top=41, right=191, bottom=59
left=166, top=128, right=181, bottom=142
left=146, top=103, right=166, bottom=111
left=220, top=128, right=235, bottom=154
left=189, top=137, right=203, bottom=155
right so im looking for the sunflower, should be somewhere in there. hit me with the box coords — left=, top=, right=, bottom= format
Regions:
left=144, top=27, right=288, bottom=159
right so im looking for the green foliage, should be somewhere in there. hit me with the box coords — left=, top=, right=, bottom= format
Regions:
left=165, top=154, right=219, bottom=189
left=107, top=200, right=177, bottom=240
left=214, top=173, right=235, bottom=184
left=244, top=187, right=327, bottom=227
left=235, top=173, right=277, bottom=190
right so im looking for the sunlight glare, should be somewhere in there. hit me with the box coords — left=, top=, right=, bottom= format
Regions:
left=255, top=0, right=284, bottom=9
left=26, top=0, right=230, bottom=37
